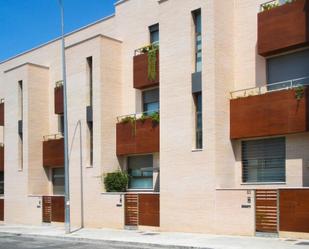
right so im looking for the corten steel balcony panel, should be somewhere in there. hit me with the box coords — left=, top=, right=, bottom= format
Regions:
left=0, top=145, right=3, bottom=172
left=230, top=88, right=309, bottom=139
left=116, top=118, right=159, bottom=156
left=54, top=85, right=64, bottom=114
left=43, top=135, right=64, bottom=168
left=133, top=51, right=159, bottom=89
left=258, top=0, right=309, bottom=57
left=0, top=100, right=4, bottom=126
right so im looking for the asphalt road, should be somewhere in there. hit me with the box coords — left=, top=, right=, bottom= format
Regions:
left=0, top=233, right=191, bottom=249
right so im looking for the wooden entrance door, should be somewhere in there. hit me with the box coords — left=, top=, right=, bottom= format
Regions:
left=255, top=190, right=278, bottom=233
left=42, top=196, right=65, bottom=223
left=125, top=194, right=159, bottom=227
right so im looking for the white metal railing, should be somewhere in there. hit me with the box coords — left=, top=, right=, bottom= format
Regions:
left=230, top=76, right=309, bottom=99
left=260, top=0, right=294, bottom=12
left=43, top=133, right=64, bottom=141
left=134, top=42, right=159, bottom=56
left=117, top=110, right=160, bottom=123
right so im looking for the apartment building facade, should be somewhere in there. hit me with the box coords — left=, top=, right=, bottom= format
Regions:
left=0, top=0, right=309, bottom=238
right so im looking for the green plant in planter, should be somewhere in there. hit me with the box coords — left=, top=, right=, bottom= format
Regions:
left=120, top=116, right=136, bottom=124
left=138, top=113, right=149, bottom=123
left=147, top=44, right=159, bottom=81
left=120, top=116, right=136, bottom=135
left=295, top=85, right=305, bottom=101
left=262, top=2, right=279, bottom=11
left=150, top=112, right=160, bottom=124
left=104, top=171, right=129, bottom=192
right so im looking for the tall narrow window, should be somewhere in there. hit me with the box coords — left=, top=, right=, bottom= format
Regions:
left=193, top=9, right=202, bottom=72
left=87, top=57, right=93, bottom=106
left=193, top=92, right=203, bottom=149
left=52, top=168, right=65, bottom=195
left=18, top=81, right=23, bottom=120
left=149, top=24, right=159, bottom=45
left=142, top=88, right=159, bottom=115
left=58, top=115, right=64, bottom=135
left=86, top=57, right=93, bottom=166
left=87, top=122, right=93, bottom=166
left=18, top=81, right=23, bottom=170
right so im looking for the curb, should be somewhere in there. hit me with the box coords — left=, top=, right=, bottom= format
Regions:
left=0, top=231, right=210, bottom=249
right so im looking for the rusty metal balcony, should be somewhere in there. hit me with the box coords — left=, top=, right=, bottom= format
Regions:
left=42, top=134, right=64, bottom=168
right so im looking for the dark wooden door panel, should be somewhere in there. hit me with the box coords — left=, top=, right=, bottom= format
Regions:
left=138, top=194, right=160, bottom=227
left=280, top=189, right=309, bottom=233
left=51, top=196, right=65, bottom=222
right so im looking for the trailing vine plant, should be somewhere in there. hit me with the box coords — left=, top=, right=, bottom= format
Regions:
left=148, top=46, right=158, bottom=81
left=295, top=85, right=305, bottom=101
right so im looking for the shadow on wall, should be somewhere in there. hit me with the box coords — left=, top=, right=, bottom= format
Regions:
left=255, top=44, right=267, bottom=87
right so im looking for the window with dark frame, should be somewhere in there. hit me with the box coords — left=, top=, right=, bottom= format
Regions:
left=242, top=137, right=286, bottom=183
left=142, top=88, right=159, bottom=115
left=193, top=92, right=203, bottom=149
left=87, top=57, right=93, bottom=106
left=87, top=122, right=93, bottom=166
left=193, top=9, right=202, bottom=72
left=87, top=56, right=93, bottom=166
left=18, top=80, right=23, bottom=170
left=149, top=23, right=159, bottom=44
left=128, top=155, right=153, bottom=190
left=52, top=168, right=65, bottom=195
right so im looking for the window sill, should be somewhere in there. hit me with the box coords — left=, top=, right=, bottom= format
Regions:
left=101, top=190, right=159, bottom=195
left=192, top=149, right=203, bottom=152
left=241, top=182, right=286, bottom=185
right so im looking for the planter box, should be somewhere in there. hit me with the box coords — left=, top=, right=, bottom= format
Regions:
left=54, top=86, right=64, bottom=114
left=258, top=0, right=309, bottom=56
left=0, top=102, right=4, bottom=126
left=43, top=138, right=64, bottom=167
left=133, top=51, right=159, bottom=89
left=0, top=146, right=3, bottom=172
left=230, top=88, right=309, bottom=139
left=116, top=118, right=159, bottom=156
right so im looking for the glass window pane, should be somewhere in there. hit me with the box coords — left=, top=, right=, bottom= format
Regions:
left=242, top=138, right=286, bottom=183
left=52, top=168, right=65, bottom=195
left=128, top=155, right=153, bottom=190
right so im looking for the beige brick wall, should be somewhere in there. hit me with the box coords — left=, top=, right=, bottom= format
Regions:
left=0, top=0, right=308, bottom=236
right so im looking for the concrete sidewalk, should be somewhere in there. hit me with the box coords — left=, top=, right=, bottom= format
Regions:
left=0, top=224, right=308, bottom=249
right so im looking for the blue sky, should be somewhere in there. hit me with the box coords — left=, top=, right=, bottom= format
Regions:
left=0, top=0, right=118, bottom=62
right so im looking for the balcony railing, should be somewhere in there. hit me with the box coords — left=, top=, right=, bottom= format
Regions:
left=42, top=134, right=64, bottom=167
left=116, top=110, right=160, bottom=156
left=260, top=0, right=285, bottom=12
left=230, top=76, right=309, bottom=99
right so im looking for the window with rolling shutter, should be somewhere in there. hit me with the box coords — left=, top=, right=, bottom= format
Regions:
left=242, top=137, right=286, bottom=183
